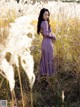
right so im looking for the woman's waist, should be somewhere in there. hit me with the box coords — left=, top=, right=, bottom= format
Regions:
left=42, top=38, right=53, bottom=45
left=42, top=37, right=52, bottom=41
left=43, top=35, right=52, bottom=39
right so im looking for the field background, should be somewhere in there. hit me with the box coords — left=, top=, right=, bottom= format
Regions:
left=0, top=0, right=80, bottom=107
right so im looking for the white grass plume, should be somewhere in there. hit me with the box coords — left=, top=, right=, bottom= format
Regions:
left=0, top=58, right=15, bottom=91
left=0, top=15, right=35, bottom=91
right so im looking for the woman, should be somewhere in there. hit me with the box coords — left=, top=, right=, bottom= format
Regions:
left=37, top=8, right=56, bottom=77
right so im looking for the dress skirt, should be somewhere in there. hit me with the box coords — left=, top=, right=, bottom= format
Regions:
left=39, top=37, right=54, bottom=76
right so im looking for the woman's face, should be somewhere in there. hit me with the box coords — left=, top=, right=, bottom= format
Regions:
left=43, top=11, right=49, bottom=21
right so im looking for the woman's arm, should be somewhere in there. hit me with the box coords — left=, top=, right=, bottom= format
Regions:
left=41, top=21, right=56, bottom=40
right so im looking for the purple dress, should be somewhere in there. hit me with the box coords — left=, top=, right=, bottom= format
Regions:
left=39, top=21, right=56, bottom=76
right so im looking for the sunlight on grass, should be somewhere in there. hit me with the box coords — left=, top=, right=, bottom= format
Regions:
left=0, top=1, right=80, bottom=107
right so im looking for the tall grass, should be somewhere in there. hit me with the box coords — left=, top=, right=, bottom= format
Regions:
left=0, top=1, right=80, bottom=107
left=32, top=17, right=80, bottom=107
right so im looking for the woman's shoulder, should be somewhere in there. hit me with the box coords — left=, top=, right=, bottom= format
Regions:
left=41, top=21, right=48, bottom=27
left=41, top=20, right=48, bottom=24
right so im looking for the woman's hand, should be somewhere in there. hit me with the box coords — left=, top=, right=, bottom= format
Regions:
left=50, top=32, right=56, bottom=40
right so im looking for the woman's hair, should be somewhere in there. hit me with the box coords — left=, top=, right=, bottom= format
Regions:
left=37, top=8, right=50, bottom=34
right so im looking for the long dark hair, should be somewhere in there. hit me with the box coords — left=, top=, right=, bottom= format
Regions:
left=37, top=8, right=50, bottom=34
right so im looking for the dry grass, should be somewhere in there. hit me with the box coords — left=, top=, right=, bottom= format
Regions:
left=0, top=2, right=80, bottom=106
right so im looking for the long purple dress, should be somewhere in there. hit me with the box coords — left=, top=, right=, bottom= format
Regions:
left=39, top=20, right=56, bottom=76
